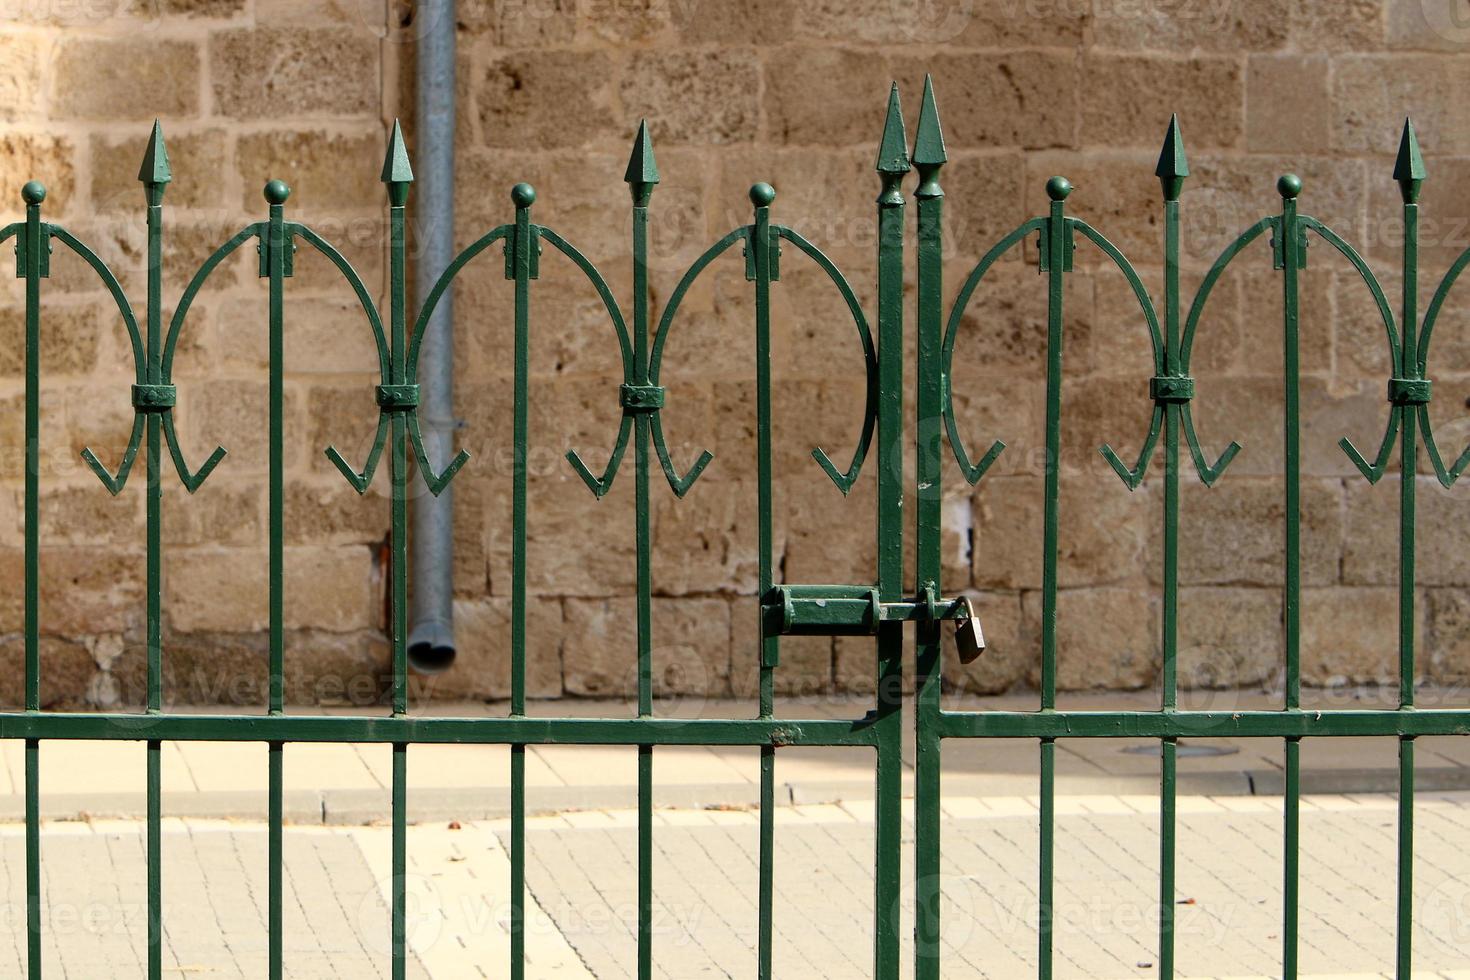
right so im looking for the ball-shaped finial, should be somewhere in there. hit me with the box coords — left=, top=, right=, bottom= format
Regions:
left=1045, top=175, right=1072, bottom=202
left=263, top=179, right=291, bottom=206
left=21, top=181, right=45, bottom=206
left=1277, top=173, right=1302, bottom=200
left=510, top=182, right=536, bottom=208
left=749, top=182, right=776, bottom=208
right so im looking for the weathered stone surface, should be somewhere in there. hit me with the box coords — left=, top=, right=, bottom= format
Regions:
left=941, top=590, right=1028, bottom=696
left=164, top=481, right=262, bottom=548
left=576, top=0, right=672, bottom=43
left=253, top=0, right=358, bottom=22
left=92, top=129, right=227, bottom=212
left=0, top=34, right=44, bottom=121
left=1090, top=0, right=1287, bottom=52
left=53, top=39, right=199, bottom=120
left=1178, top=478, right=1343, bottom=588
left=782, top=475, right=877, bottom=585
left=1247, top=57, right=1330, bottom=154
left=1082, top=55, right=1242, bottom=150
left=0, top=636, right=95, bottom=709
left=165, top=546, right=377, bottom=633
left=893, top=53, right=1078, bottom=150
left=651, top=480, right=760, bottom=596
left=283, top=478, right=388, bottom=546
left=1023, top=587, right=1158, bottom=691
left=1189, top=153, right=1367, bottom=259
left=156, top=0, right=247, bottom=14
left=183, top=380, right=305, bottom=473
left=0, top=303, right=99, bottom=376
left=409, top=596, right=564, bottom=701
left=1387, top=0, right=1470, bottom=51
left=563, top=596, right=731, bottom=697
left=1301, top=587, right=1406, bottom=686
left=2, top=0, right=1457, bottom=704
left=0, top=135, right=75, bottom=216
left=797, top=0, right=1087, bottom=46
left=215, top=294, right=382, bottom=377
left=621, top=50, right=759, bottom=145
left=712, top=147, right=874, bottom=273
left=764, top=49, right=888, bottom=147
left=235, top=130, right=381, bottom=212
left=972, top=475, right=1154, bottom=591
left=459, top=0, right=568, bottom=40
left=211, top=28, right=377, bottom=119
left=730, top=605, right=832, bottom=700
left=6, top=546, right=146, bottom=637
left=1345, top=478, right=1470, bottom=587
left=950, top=262, right=1094, bottom=376
left=36, top=484, right=143, bottom=545
left=1177, top=587, right=1282, bottom=690
left=1424, top=588, right=1470, bottom=686
left=1367, top=156, right=1470, bottom=270
left=674, top=0, right=794, bottom=44
left=476, top=52, right=616, bottom=150
left=1332, top=55, right=1470, bottom=156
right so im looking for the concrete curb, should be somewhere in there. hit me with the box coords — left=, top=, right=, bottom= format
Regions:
left=4, top=767, right=1465, bottom=824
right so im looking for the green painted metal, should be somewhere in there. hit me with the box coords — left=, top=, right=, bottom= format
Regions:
left=4, top=90, right=1469, bottom=980
left=912, top=73, right=945, bottom=980
left=926, top=99, right=1467, bottom=980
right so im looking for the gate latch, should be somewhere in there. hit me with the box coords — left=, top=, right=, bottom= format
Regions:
left=764, top=584, right=985, bottom=663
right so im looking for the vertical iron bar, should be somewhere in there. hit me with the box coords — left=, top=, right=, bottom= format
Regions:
left=750, top=182, right=777, bottom=980
left=267, top=740, right=281, bottom=980
left=263, top=177, right=290, bottom=980
left=147, top=742, right=161, bottom=978
left=1394, top=159, right=1420, bottom=980
left=912, top=74, right=946, bottom=980
left=626, top=123, right=656, bottom=980
left=1278, top=174, right=1303, bottom=980
left=392, top=741, right=407, bottom=976
left=21, top=180, right=44, bottom=980
left=873, top=84, right=909, bottom=980
left=1158, top=127, right=1185, bottom=980
left=510, top=182, right=535, bottom=980
left=386, top=157, right=412, bottom=980
left=1039, top=176, right=1071, bottom=980
left=143, top=135, right=168, bottom=980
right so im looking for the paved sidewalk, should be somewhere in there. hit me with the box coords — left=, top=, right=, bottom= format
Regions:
left=2, top=793, right=1469, bottom=978
left=3, top=692, right=1469, bottom=821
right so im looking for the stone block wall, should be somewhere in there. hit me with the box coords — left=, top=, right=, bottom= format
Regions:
left=2, top=0, right=1469, bottom=706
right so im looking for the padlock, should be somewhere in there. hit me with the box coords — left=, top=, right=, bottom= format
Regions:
left=953, top=595, right=985, bottom=664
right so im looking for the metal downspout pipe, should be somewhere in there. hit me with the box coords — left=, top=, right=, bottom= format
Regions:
left=407, top=0, right=458, bottom=673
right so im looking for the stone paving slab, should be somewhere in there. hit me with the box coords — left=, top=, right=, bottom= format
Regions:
left=0, top=794, right=1465, bottom=977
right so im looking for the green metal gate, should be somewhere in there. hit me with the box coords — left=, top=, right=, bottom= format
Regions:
left=3, top=77, right=1468, bottom=979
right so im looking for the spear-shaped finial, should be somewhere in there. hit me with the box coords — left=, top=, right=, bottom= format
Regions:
left=624, top=119, right=659, bottom=207
left=876, top=82, right=909, bottom=207
left=381, top=118, right=413, bottom=205
left=139, top=119, right=171, bottom=206
left=912, top=76, right=946, bottom=168
left=875, top=82, right=911, bottom=176
left=1394, top=117, right=1425, bottom=205
left=1155, top=114, right=1188, bottom=202
left=913, top=75, right=945, bottom=199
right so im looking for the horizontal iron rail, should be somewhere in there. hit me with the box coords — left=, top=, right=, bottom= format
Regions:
left=0, top=713, right=880, bottom=746
left=937, top=708, right=1470, bottom=739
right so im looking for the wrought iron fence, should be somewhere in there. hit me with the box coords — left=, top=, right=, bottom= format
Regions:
left=2, top=75, right=1468, bottom=980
